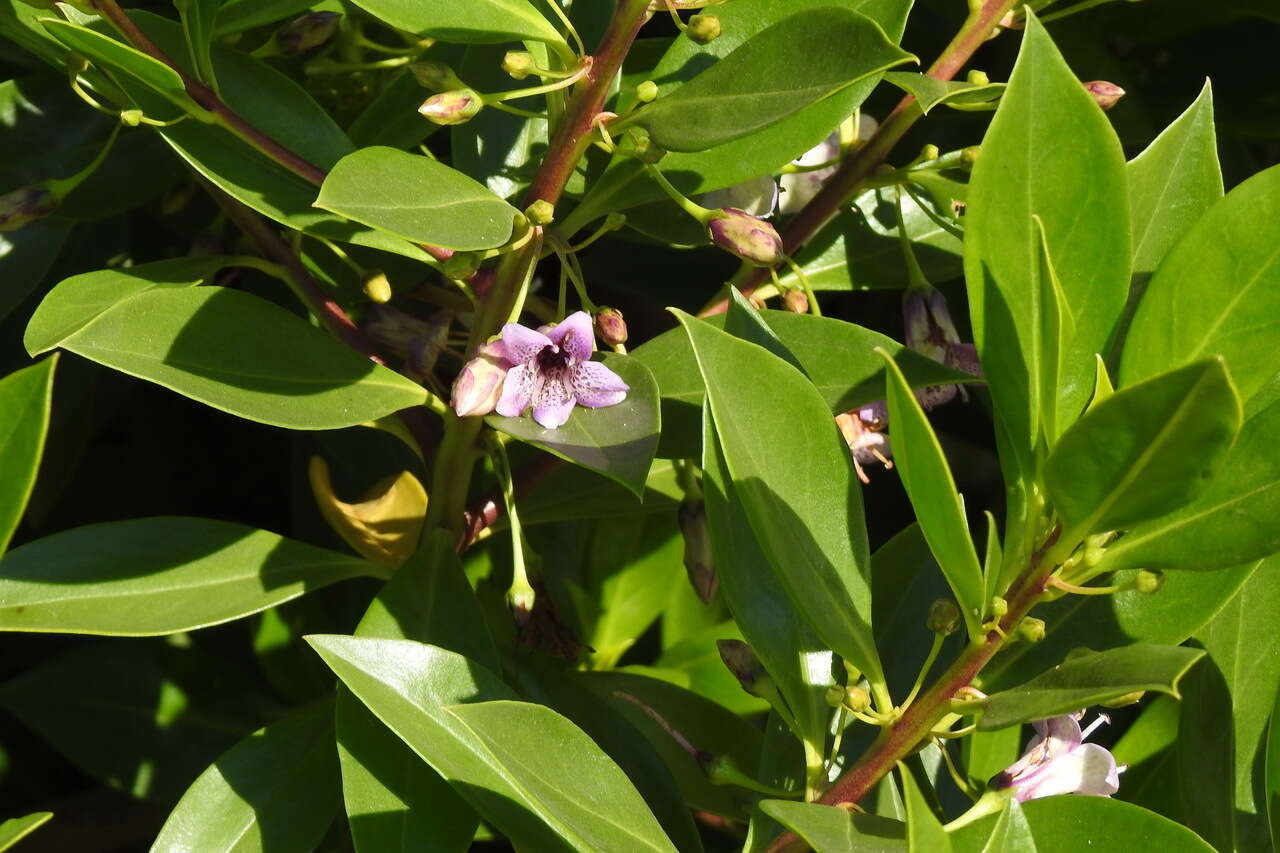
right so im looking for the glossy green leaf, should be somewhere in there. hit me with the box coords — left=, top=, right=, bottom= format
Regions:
left=24, top=256, right=240, bottom=355
left=901, top=767, right=950, bottom=853
left=1175, top=648, right=1235, bottom=850
left=346, top=0, right=567, bottom=49
left=488, top=353, right=660, bottom=497
left=978, top=644, right=1205, bottom=730
left=1267, top=686, right=1280, bottom=852
left=879, top=350, right=985, bottom=639
left=0, top=516, right=384, bottom=635
left=963, top=12, right=1130, bottom=472
left=1034, top=217, right=1076, bottom=442
left=0, top=355, right=56, bottom=553
left=0, top=219, right=72, bottom=324
left=174, top=0, right=224, bottom=87
left=1044, top=359, right=1241, bottom=536
left=962, top=726, right=1021, bottom=789
left=308, top=636, right=679, bottom=852
left=153, top=700, right=341, bottom=853
left=316, top=147, right=519, bottom=251
left=1122, top=162, right=1280, bottom=402
left=882, top=72, right=1003, bottom=113
left=950, top=796, right=1214, bottom=852
left=678, top=312, right=881, bottom=683
left=1112, top=695, right=1180, bottom=769
left=761, top=801, right=905, bottom=852
left=0, top=813, right=52, bottom=851
left=630, top=7, right=913, bottom=152
left=980, top=801, right=1036, bottom=853
left=215, top=0, right=315, bottom=34
left=41, top=18, right=191, bottom=106
left=46, top=286, right=427, bottom=430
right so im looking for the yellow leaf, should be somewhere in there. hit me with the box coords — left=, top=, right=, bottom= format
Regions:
left=308, top=456, right=427, bottom=568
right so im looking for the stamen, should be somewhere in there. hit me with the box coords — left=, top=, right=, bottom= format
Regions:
left=1080, top=713, right=1110, bottom=741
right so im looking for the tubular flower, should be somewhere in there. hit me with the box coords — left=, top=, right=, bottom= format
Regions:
left=991, top=713, right=1122, bottom=802
left=836, top=400, right=893, bottom=484
left=495, top=311, right=629, bottom=429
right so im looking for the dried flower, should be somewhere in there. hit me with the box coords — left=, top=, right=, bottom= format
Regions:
left=991, top=713, right=1122, bottom=802
left=679, top=499, right=717, bottom=603
left=836, top=401, right=893, bottom=483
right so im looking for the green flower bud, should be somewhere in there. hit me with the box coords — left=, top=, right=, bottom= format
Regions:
left=1016, top=616, right=1045, bottom=643
left=686, top=14, right=722, bottom=44
left=966, top=69, right=990, bottom=86
left=708, top=208, right=784, bottom=267
left=1083, top=80, right=1125, bottom=111
left=120, top=109, right=145, bottom=127
left=989, top=596, right=1008, bottom=620
left=595, top=306, right=628, bottom=347
left=524, top=199, right=555, bottom=225
left=842, top=685, right=871, bottom=713
left=502, top=50, right=537, bottom=80
left=275, top=11, right=341, bottom=57
left=928, top=598, right=961, bottom=635
left=824, top=685, right=847, bottom=709
left=362, top=269, right=392, bottom=303
left=919, top=143, right=940, bottom=162
left=419, top=89, right=483, bottom=125
left=410, top=60, right=465, bottom=92
left=1134, top=569, right=1164, bottom=595
left=0, top=185, right=59, bottom=233
left=782, top=288, right=808, bottom=314
left=635, top=80, right=659, bottom=103
left=960, top=145, right=981, bottom=170
left=441, top=251, right=482, bottom=280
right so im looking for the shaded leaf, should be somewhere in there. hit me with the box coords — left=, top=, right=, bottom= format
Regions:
left=949, top=797, right=1213, bottom=852
left=882, top=72, right=1003, bottom=113
left=346, top=0, right=567, bottom=49
left=761, top=800, right=905, bottom=852
left=0, top=813, right=52, bottom=852
left=0, top=355, right=56, bottom=553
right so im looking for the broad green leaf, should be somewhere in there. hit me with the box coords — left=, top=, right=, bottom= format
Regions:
left=1034, top=217, right=1076, bottom=442
left=215, top=0, right=315, bottom=34
left=174, top=0, right=224, bottom=87
left=0, top=355, right=56, bottom=553
left=1043, top=359, right=1241, bottom=536
left=978, top=644, right=1205, bottom=730
left=629, top=7, right=913, bottom=152
left=0, top=220, right=72, bottom=324
left=882, top=72, right=1004, bottom=113
left=488, top=353, right=660, bottom=497
left=1112, top=695, right=1180, bottom=769
left=678, top=312, right=881, bottom=683
left=962, top=726, right=1021, bottom=788
left=901, top=767, right=949, bottom=853
left=24, top=256, right=241, bottom=355
left=1128, top=81, right=1223, bottom=277
left=0, top=516, right=384, bottom=635
left=316, top=147, right=519, bottom=251
left=761, top=801, right=905, bottom=852
left=980, top=801, right=1036, bottom=853
left=879, top=351, right=985, bottom=639
left=1122, top=162, right=1280, bottom=402
left=963, top=12, right=1130, bottom=474
left=152, top=700, right=341, bottom=853
left=723, top=287, right=801, bottom=370
left=41, top=18, right=191, bottom=107
left=0, top=813, right=52, bottom=851
left=1267, top=687, right=1280, bottom=852
left=1176, top=647, right=1235, bottom=851
left=308, top=636, right=679, bottom=852
left=950, top=797, right=1214, bottom=852
left=346, top=0, right=567, bottom=50
left=47, top=286, right=427, bottom=430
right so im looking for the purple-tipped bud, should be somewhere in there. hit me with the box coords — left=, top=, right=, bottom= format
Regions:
left=782, top=288, right=808, bottom=314
left=502, top=51, right=537, bottom=80
left=717, top=640, right=768, bottom=693
left=594, top=306, right=628, bottom=347
left=928, top=598, right=961, bottom=635
left=451, top=341, right=512, bottom=418
left=0, top=186, right=58, bottom=233
left=1083, top=81, right=1125, bottom=111
left=678, top=499, right=718, bottom=603
left=362, top=269, right=392, bottom=303
left=708, top=208, right=784, bottom=267
left=410, top=60, right=465, bottom=92
left=275, top=11, right=341, bottom=56
left=419, top=89, right=483, bottom=125
left=686, top=14, right=722, bottom=44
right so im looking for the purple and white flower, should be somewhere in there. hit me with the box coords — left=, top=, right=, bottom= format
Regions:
left=991, top=713, right=1122, bottom=802
left=494, top=311, right=629, bottom=429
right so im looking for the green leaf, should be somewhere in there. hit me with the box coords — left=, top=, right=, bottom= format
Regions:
left=316, top=147, right=519, bottom=251
left=0, top=355, right=56, bottom=554
left=882, top=72, right=1003, bottom=113
left=488, top=353, right=660, bottom=498
left=307, top=636, right=679, bottom=852
left=41, top=18, right=191, bottom=107
left=24, top=256, right=240, bottom=355
left=1127, top=80, right=1223, bottom=277
left=44, top=286, right=427, bottom=430
left=346, top=0, right=567, bottom=50
left=678, top=312, right=881, bottom=683
left=1175, top=649, right=1235, bottom=851
left=978, top=644, right=1205, bottom=730
left=878, top=351, right=984, bottom=639
left=630, top=7, right=913, bottom=152
left=0, top=813, right=52, bottom=852
left=900, top=767, right=949, bottom=853
left=0, top=219, right=72, bottom=324
left=980, top=801, right=1036, bottom=853
left=950, top=797, right=1214, bottom=852
left=1267, top=686, right=1280, bottom=852
left=1044, top=358, right=1241, bottom=536
left=215, top=0, right=316, bottom=34
left=175, top=0, right=224, bottom=87
left=963, top=11, right=1130, bottom=473
left=760, top=800, right=905, bottom=852
left=0, top=516, right=384, bottom=635
left=1033, top=217, right=1076, bottom=443
left=152, top=700, right=341, bottom=853
left=1122, top=162, right=1280, bottom=403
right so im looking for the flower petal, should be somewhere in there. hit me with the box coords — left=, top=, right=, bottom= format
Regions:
left=532, top=377, right=576, bottom=428
left=496, top=363, right=537, bottom=418
left=545, top=311, right=595, bottom=362
left=1015, top=743, right=1120, bottom=802
left=571, top=360, right=629, bottom=408
left=501, top=323, right=553, bottom=364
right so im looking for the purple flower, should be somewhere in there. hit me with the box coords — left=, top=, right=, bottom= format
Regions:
left=495, top=311, right=629, bottom=429
left=903, top=285, right=984, bottom=409
left=836, top=401, right=893, bottom=484
left=991, top=713, right=1122, bottom=802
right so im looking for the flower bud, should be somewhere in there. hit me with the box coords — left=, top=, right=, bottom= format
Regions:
left=686, top=14, right=722, bottom=44
left=1102, top=690, right=1145, bottom=708
left=410, top=60, right=465, bottom=92
left=961, top=145, right=981, bottom=170
left=707, top=208, right=784, bottom=267
left=595, top=306, right=628, bottom=347
left=717, top=639, right=767, bottom=692
left=967, top=69, right=990, bottom=86
left=782, top=288, right=808, bottom=314
left=635, top=80, right=659, bottom=103
left=0, top=186, right=58, bottom=233
left=524, top=199, right=555, bottom=225
left=119, top=109, right=145, bottom=127
left=502, top=50, right=537, bottom=79
left=451, top=341, right=512, bottom=417
left=419, top=89, right=483, bottom=125
left=679, top=499, right=718, bottom=603
left=928, top=598, right=961, bottom=635
left=1083, top=81, right=1125, bottom=111
left=1134, top=569, right=1164, bottom=595
left=989, top=596, right=1008, bottom=620
left=275, top=11, right=341, bottom=57
left=918, top=143, right=940, bottom=162
left=441, top=251, right=482, bottom=280
left=842, top=685, right=871, bottom=713
left=362, top=269, right=392, bottom=303
left=1016, top=616, right=1046, bottom=643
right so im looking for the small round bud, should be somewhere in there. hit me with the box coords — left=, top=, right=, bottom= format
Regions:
left=524, top=199, right=555, bottom=225
left=502, top=50, right=537, bottom=80
left=635, top=80, right=659, bottom=103
left=595, top=306, right=628, bottom=347
left=1083, top=80, right=1126, bottom=111
left=960, top=145, right=981, bottom=170
left=842, top=685, right=871, bottom=713
left=119, top=109, right=144, bottom=127
left=919, top=143, right=940, bottom=162
left=441, top=251, right=482, bottom=280
left=927, top=599, right=961, bottom=635
left=1134, top=569, right=1165, bottom=595
left=989, top=596, right=1008, bottom=620
left=1016, top=616, right=1045, bottom=643
left=0, top=185, right=59, bottom=233
left=418, top=89, right=483, bottom=125
left=707, top=208, right=784, bottom=267
left=410, top=60, right=465, bottom=92
left=631, top=135, right=667, bottom=164
left=275, top=11, right=341, bottom=57
left=782, top=288, right=808, bottom=315
left=362, top=269, right=392, bottom=303
left=966, top=69, right=990, bottom=86
left=825, top=685, right=847, bottom=709
left=1102, top=690, right=1146, bottom=708
left=686, top=14, right=722, bottom=44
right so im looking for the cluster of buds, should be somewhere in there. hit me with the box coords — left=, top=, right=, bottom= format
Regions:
left=836, top=401, right=893, bottom=483
left=903, top=284, right=983, bottom=408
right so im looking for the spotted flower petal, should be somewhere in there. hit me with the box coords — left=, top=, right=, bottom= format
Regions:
left=544, top=310, right=595, bottom=362
left=495, top=363, right=538, bottom=418
left=501, top=323, right=554, bottom=364
left=572, top=360, right=629, bottom=408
